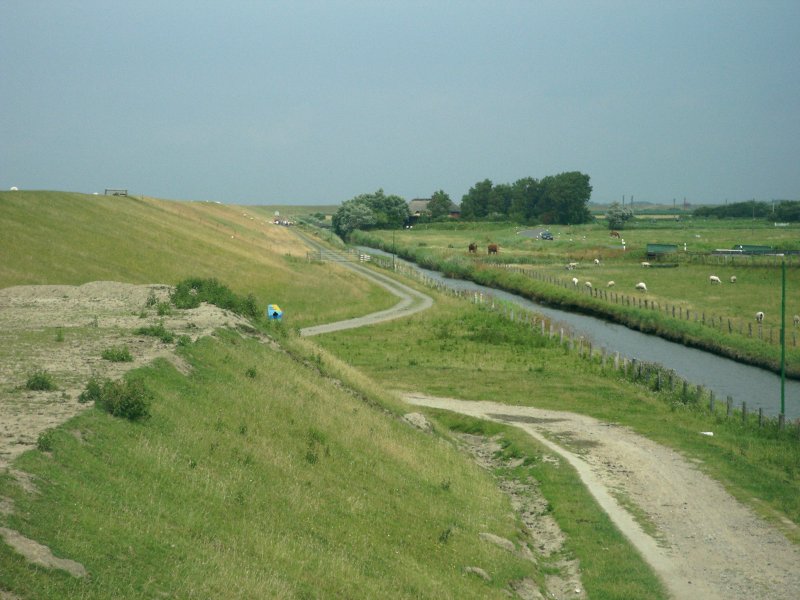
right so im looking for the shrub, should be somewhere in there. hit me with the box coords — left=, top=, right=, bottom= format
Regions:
left=135, top=322, right=175, bottom=343
left=101, top=346, right=133, bottom=362
left=171, top=277, right=261, bottom=321
left=26, top=369, right=56, bottom=391
left=78, top=376, right=103, bottom=404
left=156, top=302, right=172, bottom=316
left=37, top=429, right=56, bottom=452
left=95, top=378, right=152, bottom=421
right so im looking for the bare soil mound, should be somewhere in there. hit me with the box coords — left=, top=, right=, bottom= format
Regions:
left=0, top=282, right=249, bottom=469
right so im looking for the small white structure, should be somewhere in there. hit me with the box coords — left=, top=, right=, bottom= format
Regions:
left=709, top=275, right=721, bottom=284
left=635, top=282, right=648, bottom=292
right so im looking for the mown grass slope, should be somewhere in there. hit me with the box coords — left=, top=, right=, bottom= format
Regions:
left=0, top=191, right=393, bottom=327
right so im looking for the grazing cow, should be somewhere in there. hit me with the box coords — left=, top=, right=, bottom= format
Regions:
left=610, top=230, right=620, bottom=238
left=641, top=261, right=651, bottom=268
left=468, top=242, right=477, bottom=254
left=635, top=282, right=647, bottom=292
left=709, top=275, right=721, bottom=284
left=755, top=311, right=765, bottom=323
left=607, top=281, right=615, bottom=287
left=793, top=315, right=800, bottom=327
left=488, top=243, right=498, bottom=255
left=730, top=276, right=737, bottom=283
left=572, top=277, right=579, bottom=287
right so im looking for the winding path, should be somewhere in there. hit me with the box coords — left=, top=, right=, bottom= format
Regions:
left=296, top=233, right=432, bottom=337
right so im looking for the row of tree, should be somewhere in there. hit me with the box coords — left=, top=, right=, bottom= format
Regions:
left=693, top=200, right=800, bottom=221
left=460, top=171, right=593, bottom=225
left=331, top=171, right=594, bottom=238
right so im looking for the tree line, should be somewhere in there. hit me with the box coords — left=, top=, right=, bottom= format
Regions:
left=332, top=171, right=594, bottom=238
left=693, top=200, right=800, bottom=222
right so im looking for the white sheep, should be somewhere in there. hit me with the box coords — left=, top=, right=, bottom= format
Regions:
left=566, top=262, right=579, bottom=270
left=607, top=281, right=615, bottom=287
left=635, top=282, right=647, bottom=292
left=585, top=281, right=592, bottom=289
left=793, top=315, right=799, bottom=327
left=730, top=276, right=737, bottom=283
left=755, top=311, right=764, bottom=323
left=709, top=275, right=721, bottom=284
left=593, top=258, right=600, bottom=265
left=641, top=261, right=651, bottom=267
left=572, top=277, right=579, bottom=287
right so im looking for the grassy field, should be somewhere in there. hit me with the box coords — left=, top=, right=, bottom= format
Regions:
left=354, top=220, right=800, bottom=374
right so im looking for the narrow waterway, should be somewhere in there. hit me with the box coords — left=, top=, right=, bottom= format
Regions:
left=360, top=247, right=799, bottom=419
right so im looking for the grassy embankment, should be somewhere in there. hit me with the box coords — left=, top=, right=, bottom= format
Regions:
left=0, top=191, right=666, bottom=598
left=353, top=221, right=800, bottom=376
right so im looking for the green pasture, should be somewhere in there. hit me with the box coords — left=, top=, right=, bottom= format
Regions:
left=356, top=222, right=800, bottom=373
left=0, top=191, right=393, bottom=327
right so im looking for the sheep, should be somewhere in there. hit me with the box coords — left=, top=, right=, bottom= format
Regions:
left=572, top=277, right=579, bottom=287
left=585, top=281, right=592, bottom=289
left=607, top=281, right=615, bottom=287
left=730, top=276, right=737, bottom=283
left=635, top=282, right=647, bottom=292
left=566, top=262, right=579, bottom=270
left=709, top=275, right=721, bottom=284
left=755, top=311, right=764, bottom=323
left=793, top=315, right=799, bottom=327
left=593, top=258, right=600, bottom=265
left=641, top=261, right=651, bottom=267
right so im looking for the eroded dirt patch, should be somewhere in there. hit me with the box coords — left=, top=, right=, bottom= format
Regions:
left=0, top=281, right=250, bottom=469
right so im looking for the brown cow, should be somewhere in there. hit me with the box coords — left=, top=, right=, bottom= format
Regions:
left=610, top=230, right=621, bottom=238
left=487, top=243, right=498, bottom=255
left=468, top=242, right=477, bottom=253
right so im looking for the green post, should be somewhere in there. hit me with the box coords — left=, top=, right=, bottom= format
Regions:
left=780, top=259, right=786, bottom=416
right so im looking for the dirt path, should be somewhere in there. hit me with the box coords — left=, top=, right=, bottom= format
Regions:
left=297, top=234, right=433, bottom=337
left=403, top=393, right=800, bottom=600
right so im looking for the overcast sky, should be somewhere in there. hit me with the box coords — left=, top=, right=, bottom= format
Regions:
left=2, top=1, right=799, bottom=206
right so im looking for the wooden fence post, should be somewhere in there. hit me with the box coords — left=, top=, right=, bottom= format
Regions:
left=726, top=396, right=733, bottom=417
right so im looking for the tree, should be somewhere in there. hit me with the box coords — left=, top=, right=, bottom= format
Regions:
left=332, top=199, right=376, bottom=238
left=427, top=190, right=453, bottom=219
left=460, top=179, right=493, bottom=219
left=487, top=183, right=513, bottom=217
left=509, top=177, right=540, bottom=222
left=539, top=172, right=593, bottom=224
left=605, top=201, right=633, bottom=230
left=331, top=189, right=409, bottom=238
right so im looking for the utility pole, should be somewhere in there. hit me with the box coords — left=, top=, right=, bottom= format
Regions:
left=780, top=259, right=786, bottom=416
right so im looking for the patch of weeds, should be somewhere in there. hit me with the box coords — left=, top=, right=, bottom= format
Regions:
left=37, top=429, right=56, bottom=452
left=101, top=346, right=133, bottom=362
left=78, top=376, right=103, bottom=404
left=156, top=302, right=172, bottom=317
left=145, top=290, right=158, bottom=308
left=55, top=328, right=64, bottom=343
left=176, top=335, right=191, bottom=347
left=438, top=526, right=453, bottom=544
left=305, top=428, right=329, bottom=465
left=245, top=367, right=257, bottom=379
left=135, top=322, right=175, bottom=343
left=26, top=369, right=56, bottom=391
left=85, top=377, right=152, bottom=421
left=171, top=277, right=261, bottom=321
left=138, top=309, right=148, bottom=319
left=440, top=479, right=451, bottom=491
left=238, top=424, right=248, bottom=436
